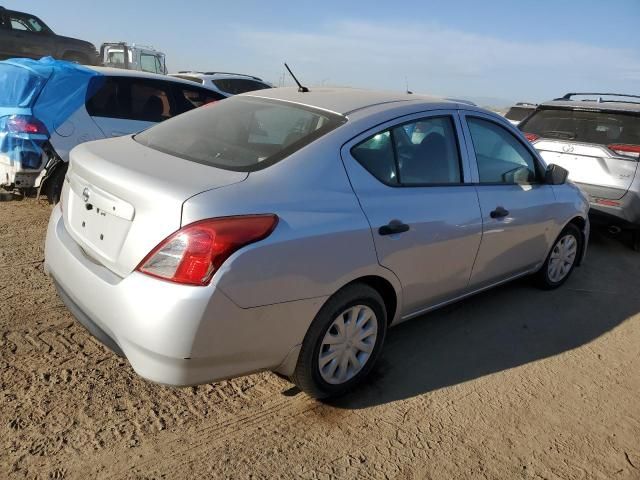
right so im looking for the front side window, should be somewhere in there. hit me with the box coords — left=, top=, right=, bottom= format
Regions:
left=467, top=117, right=540, bottom=184
left=134, top=96, right=346, bottom=171
left=10, top=14, right=46, bottom=33
left=140, top=54, right=160, bottom=74
left=351, top=116, right=462, bottom=186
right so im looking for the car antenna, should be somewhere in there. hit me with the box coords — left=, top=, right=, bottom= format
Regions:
left=284, top=63, right=309, bottom=92
left=405, top=76, right=413, bottom=95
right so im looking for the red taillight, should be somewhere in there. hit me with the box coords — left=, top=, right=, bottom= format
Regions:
left=594, top=198, right=621, bottom=207
left=524, top=133, right=539, bottom=142
left=608, top=144, right=640, bottom=159
left=136, top=215, right=279, bottom=286
left=6, top=115, right=48, bottom=135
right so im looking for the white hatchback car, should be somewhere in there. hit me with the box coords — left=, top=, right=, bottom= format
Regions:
left=0, top=58, right=225, bottom=202
left=169, top=71, right=272, bottom=96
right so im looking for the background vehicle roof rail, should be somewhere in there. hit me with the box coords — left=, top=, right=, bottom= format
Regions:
left=177, top=71, right=263, bottom=81
left=555, top=92, right=640, bottom=103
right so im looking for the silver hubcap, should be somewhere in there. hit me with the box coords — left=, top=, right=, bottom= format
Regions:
left=548, top=234, right=577, bottom=283
left=318, top=305, right=378, bottom=385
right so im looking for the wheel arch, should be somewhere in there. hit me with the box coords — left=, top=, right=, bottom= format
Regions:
left=339, top=274, right=401, bottom=326
left=566, top=215, right=588, bottom=266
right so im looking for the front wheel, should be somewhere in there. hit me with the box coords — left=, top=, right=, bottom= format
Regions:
left=536, top=224, right=581, bottom=289
left=292, top=284, right=387, bottom=400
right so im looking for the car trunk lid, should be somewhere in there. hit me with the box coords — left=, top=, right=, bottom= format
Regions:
left=62, top=135, right=248, bottom=277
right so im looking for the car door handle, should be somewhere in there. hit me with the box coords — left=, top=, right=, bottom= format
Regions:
left=379, top=220, right=410, bottom=236
left=490, top=206, right=509, bottom=219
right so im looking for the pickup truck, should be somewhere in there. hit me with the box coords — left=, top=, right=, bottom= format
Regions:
left=0, top=7, right=98, bottom=65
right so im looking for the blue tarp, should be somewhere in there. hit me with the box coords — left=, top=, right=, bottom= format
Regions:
left=0, top=57, right=103, bottom=133
left=0, top=58, right=104, bottom=174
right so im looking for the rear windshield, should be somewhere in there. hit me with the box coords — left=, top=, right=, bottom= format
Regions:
left=135, top=96, right=346, bottom=171
left=520, top=107, right=640, bottom=146
left=504, top=106, right=534, bottom=122
left=0, top=63, right=47, bottom=108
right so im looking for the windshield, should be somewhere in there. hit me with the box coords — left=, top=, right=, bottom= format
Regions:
left=135, top=96, right=346, bottom=171
left=520, top=107, right=640, bottom=146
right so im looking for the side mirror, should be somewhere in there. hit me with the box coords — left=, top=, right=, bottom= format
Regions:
left=545, top=164, right=569, bottom=185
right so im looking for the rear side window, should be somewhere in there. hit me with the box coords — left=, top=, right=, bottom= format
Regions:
left=467, top=117, right=540, bottom=184
left=130, top=81, right=173, bottom=121
left=212, top=78, right=271, bottom=95
left=134, top=96, right=346, bottom=171
left=86, top=77, right=176, bottom=122
left=520, top=108, right=640, bottom=146
left=173, top=85, right=225, bottom=115
left=351, top=116, right=462, bottom=186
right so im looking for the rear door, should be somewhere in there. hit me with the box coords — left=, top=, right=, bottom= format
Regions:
left=460, top=111, right=557, bottom=288
left=520, top=107, right=640, bottom=199
left=342, top=110, right=483, bottom=316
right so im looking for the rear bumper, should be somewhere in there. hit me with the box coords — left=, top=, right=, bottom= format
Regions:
left=575, top=183, right=640, bottom=226
left=44, top=206, right=326, bottom=385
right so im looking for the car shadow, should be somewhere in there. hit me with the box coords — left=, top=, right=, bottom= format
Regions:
left=330, top=228, right=640, bottom=409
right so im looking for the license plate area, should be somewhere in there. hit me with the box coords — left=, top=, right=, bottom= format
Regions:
left=67, top=179, right=134, bottom=262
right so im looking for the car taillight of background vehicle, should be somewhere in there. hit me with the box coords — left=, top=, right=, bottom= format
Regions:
left=608, top=144, right=640, bottom=159
left=136, top=215, right=279, bottom=286
left=3, top=115, right=49, bottom=135
left=524, top=133, right=539, bottom=142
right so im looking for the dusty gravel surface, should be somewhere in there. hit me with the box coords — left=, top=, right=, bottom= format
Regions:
left=1, top=197, right=639, bottom=480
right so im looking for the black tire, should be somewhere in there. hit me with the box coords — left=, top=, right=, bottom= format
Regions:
left=535, top=223, right=582, bottom=290
left=44, top=163, right=68, bottom=205
left=292, top=283, right=387, bottom=400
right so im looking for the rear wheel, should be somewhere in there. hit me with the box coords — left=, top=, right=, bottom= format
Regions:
left=536, top=224, right=581, bottom=289
left=292, top=284, right=387, bottom=400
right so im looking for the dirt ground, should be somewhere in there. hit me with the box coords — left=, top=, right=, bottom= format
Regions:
left=1, top=197, right=639, bottom=480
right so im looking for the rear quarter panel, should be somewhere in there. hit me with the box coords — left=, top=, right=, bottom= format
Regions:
left=181, top=135, right=403, bottom=313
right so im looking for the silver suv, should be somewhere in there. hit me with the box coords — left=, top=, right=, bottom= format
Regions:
left=520, top=93, right=640, bottom=250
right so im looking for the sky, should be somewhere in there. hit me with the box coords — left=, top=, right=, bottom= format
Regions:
left=5, top=0, right=640, bottom=106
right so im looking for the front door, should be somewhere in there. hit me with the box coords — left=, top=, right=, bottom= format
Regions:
left=460, top=112, right=557, bottom=289
left=341, top=111, right=483, bottom=316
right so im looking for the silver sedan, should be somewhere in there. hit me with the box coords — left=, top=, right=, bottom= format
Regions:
left=44, top=87, right=589, bottom=399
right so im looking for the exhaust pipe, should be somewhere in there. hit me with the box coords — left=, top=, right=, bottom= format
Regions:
left=608, top=225, right=622, bottom=235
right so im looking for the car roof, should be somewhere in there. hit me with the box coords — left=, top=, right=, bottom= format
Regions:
left=242, top=87, right=464, bottom=116
left=172, top=72, right=266, bottom=82
left=88, top=66, right=211, bottom=86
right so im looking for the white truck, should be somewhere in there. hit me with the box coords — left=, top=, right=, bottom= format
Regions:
left=99, top=42, right=167, bottom=74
